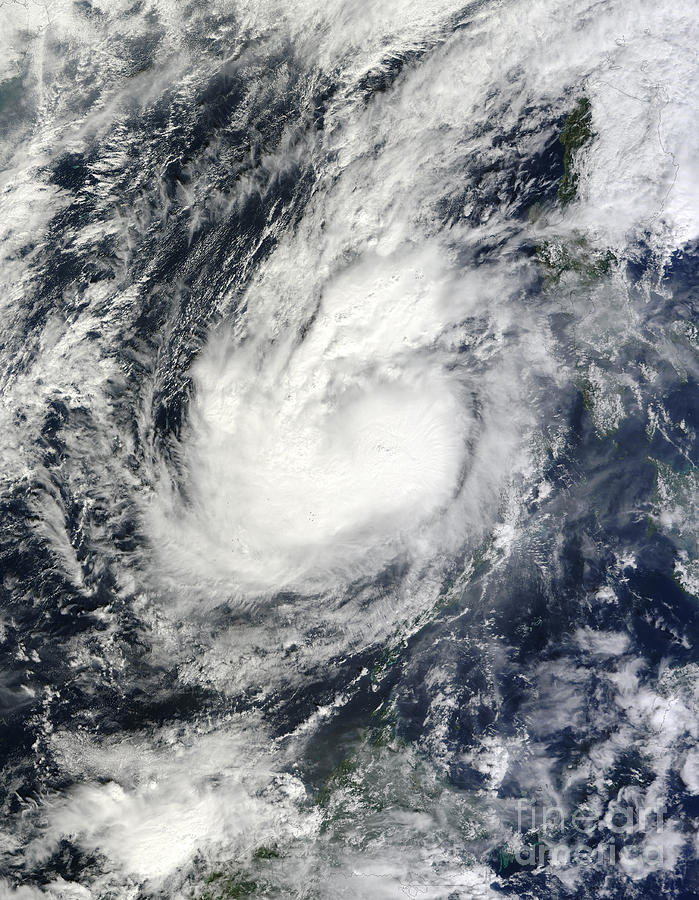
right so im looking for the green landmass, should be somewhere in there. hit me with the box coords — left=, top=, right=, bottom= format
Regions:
left=536, top=238, right=616, bottom=286
left=558, top=96, right=593, bottom=205
left=202, top=871, right=257, bottom=899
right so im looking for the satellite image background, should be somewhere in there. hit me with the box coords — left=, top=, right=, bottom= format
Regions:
left=0, top=0, right=698, bottom=897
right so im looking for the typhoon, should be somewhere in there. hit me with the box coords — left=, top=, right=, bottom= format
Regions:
left=0, top=0, right=698, bottom=898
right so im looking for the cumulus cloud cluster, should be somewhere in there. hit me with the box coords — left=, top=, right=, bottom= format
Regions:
left=149, top=243, right=498, bottom=596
